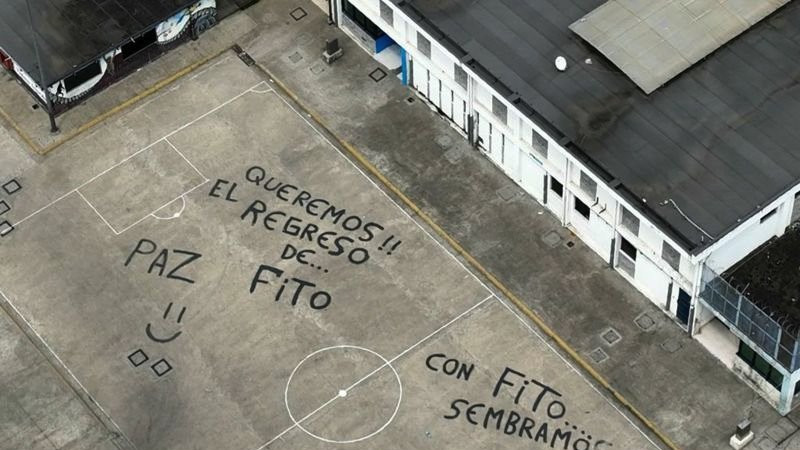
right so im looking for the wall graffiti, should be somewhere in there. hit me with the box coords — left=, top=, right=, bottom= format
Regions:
left=429, top=353, right=614, bottom=449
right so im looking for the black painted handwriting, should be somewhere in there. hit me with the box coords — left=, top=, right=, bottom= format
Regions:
left=208, top=178, right=240, bottom=202
left=249, top=264, right=332, bottom=310
left=425, top=353, right=474, bottom=381
left=124, top=238, right=202, bottom=284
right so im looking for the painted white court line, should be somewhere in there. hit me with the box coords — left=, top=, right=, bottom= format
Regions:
left=113, top=180, right=210, bottom=235
left=494, top=297, right=661, bottom=449
left=76, top=190, right=119, bottom=234
left=0, top=288, right=133, bottom=448
left=10, top=80, right=266, bottom=230
left=151, top=196, right=187, bottom=220
left=267, top=88, right=496, bottom=299
left=255, top=292, right=494, bottom=450
left=165, top=137, right=208, bottom=182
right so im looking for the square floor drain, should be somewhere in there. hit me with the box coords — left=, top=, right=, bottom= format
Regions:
left=288, top=51, right=303, bottom=64
left=0, top=200, right=9, bottom=215
left=290, top=7, right=307, bottom=21
left=369, top=67, right=387, bottom=82
left=151, top=359, right=173, bottom=377
left=601, top=328, right=622, bottom=346
left=541, top=230, right=562, bottom=248
left=497, top=185, right=519, bottom=201
left=406, top=97, right=416, bottom=104
left=0, top=221, right=13, bottom=237
left=565, top=241, right=575, bottom=248
left=127, top=349, right=149, bottom=367
left=2, top=179, right=21, bottom=195
left=589, top=348, right=608, bottom=364
left=634, top=312, right=656, bottom=331
left=661, top=338, right=682, bottom=353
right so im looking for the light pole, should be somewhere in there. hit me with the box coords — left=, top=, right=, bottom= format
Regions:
left=25, top=0, right=58, bottom=133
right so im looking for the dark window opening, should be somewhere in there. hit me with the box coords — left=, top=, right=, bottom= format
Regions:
left=737, top=341, right=783, bottom=389
left=574, top=198, right=590, bottom=220
left=761, top=207, right=778, bottom=223
left=620, top=237, right=637, bottom=261
left=121, top=29, right=158, bottom=60
left=63, top=61, right=102, bottom=92
left=342, top=0, right=384, bottom=39
left=550, top=178, right=563, bottom=197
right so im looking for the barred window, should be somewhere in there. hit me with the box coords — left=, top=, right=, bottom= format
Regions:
left=661, top=241, right=681, bottom=272
left=579, top=171, right=597, bottom=199
left=492, top=96, right=507, bottom=124
left=380, top=1, right=393, bottom=27
left=454, top=64, right=468, bottom=89
left=531, top=128, right=548, bottom=158
left=620, top=206, right=639, bottom=236
left=417, top=33, right=431, bottom=58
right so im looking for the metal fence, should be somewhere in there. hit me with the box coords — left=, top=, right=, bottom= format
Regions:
left=699, top=265, right=798, bottom=371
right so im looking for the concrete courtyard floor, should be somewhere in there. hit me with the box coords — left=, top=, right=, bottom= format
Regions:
left=0, top=53, right=657, bottom=450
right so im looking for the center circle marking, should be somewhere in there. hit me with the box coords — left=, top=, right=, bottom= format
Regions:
left=284, top=345, right=403, bottom=444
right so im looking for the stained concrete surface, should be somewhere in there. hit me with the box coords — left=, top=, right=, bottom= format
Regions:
left=237, top=0, right=786, bottom=447
left=0, top=52, right=656, bottom=450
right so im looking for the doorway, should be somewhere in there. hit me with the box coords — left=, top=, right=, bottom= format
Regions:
left=677, top=288, right=691, bottom=326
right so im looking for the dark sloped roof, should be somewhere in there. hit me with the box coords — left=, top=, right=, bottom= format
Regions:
left=0, top=0, right=195, bottom=86
left=396, top=0, right=800, bottom=253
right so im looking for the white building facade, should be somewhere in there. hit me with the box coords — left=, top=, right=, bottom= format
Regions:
left=333, top=0, right=800, bottom=414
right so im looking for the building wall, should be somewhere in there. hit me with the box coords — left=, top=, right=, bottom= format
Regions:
left=337, top=0, right=793, bottom=332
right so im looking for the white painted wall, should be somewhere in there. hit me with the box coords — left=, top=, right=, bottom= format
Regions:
left=706, top=203, right=788, bottom=273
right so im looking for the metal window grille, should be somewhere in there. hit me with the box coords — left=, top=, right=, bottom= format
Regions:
left=531, top=128, right=548, bottom=158
left=661, top=241, right=680, bottom=272
left=620, top=207, right=640, bottom=236
left=579, top=171, right=597, bottom=199
left=380, top=1, right=393, bottom=27
left=417, top=33, right=431, bottom=58
left=492, top=96, right=507, bottom=124
left=454, top=64, right=467, bottom=89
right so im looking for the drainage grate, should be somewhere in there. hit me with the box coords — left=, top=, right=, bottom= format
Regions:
left=0, top=220, right=15, bottom=237
left=369, top=67, right=387, bottom=82
left=541, top=230, right=562, bottom=248
left=589, top=348, right=608, bottom=364
left=660, top=338, right=682, bottom=353
left=634, top=312, right=656, bottom=331
left=497, top=185, right=519, bottom=202
left=565, top=241, right=575, bottom=248
left=232, top=44, right=255, bottom=66
left=406, top=97, right=416, bottom=104
left=290, top=7, right=307, bottom=21
left=288, top=51, right=303, bottom=64
left=2, top=179, right=21, bottom=195
left=601, top=328, right=622, bottom=346
left=0, top=200, right=8, bottom=215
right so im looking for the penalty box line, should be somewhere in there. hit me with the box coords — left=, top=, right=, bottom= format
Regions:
left=10, top=80, right=268, bottom=231
left=493, top=297, right=661, bottom=449
left=255, top=292, right=495, bottom=450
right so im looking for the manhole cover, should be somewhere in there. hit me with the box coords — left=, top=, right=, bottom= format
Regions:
left=310, top=64, right=325, bottom=75
left=289, top=7, right=307, bottom=21
left=634, top=312, right=656, bottom=331
left=541, top=231, right=562, bottom=248
left=589, top=348, right=608, bottom=364
left=660, top=339, right=682, bottom=353
left=288, top=51, right=303, bottom=64
left=601, top=328, right=621, bottom=346
left=443, top=147, right=462, bottom=164
left=497, top=185, right=519, bottom=201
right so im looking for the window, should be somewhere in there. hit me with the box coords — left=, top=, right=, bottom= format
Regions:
left=63, top=61, right=102, bottom=92
left=342, top=0, right=383, bottom=39
left=379, top=1, right=393, bottom=26
left=761, top=207, right=778, bottom=223
left=620, top=237, right=637, bottom=261
left=531, top=128, right=548, bottom=158
left=737, top=341, right=783, bottom=389
left=492, top=96, right=507, bottom=124
left=574, top=198, right=590, bottom=220
left=550, top=178, right=563, bottom=197
left=661, top=241, right=680, bottom=272
left=417, top=33, right=431, bottom=58
left=454, top=64, right=468, bottom=89
left=579, top=171, right=597, bottom=199
left=620, top=206, right=640, bottom=236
